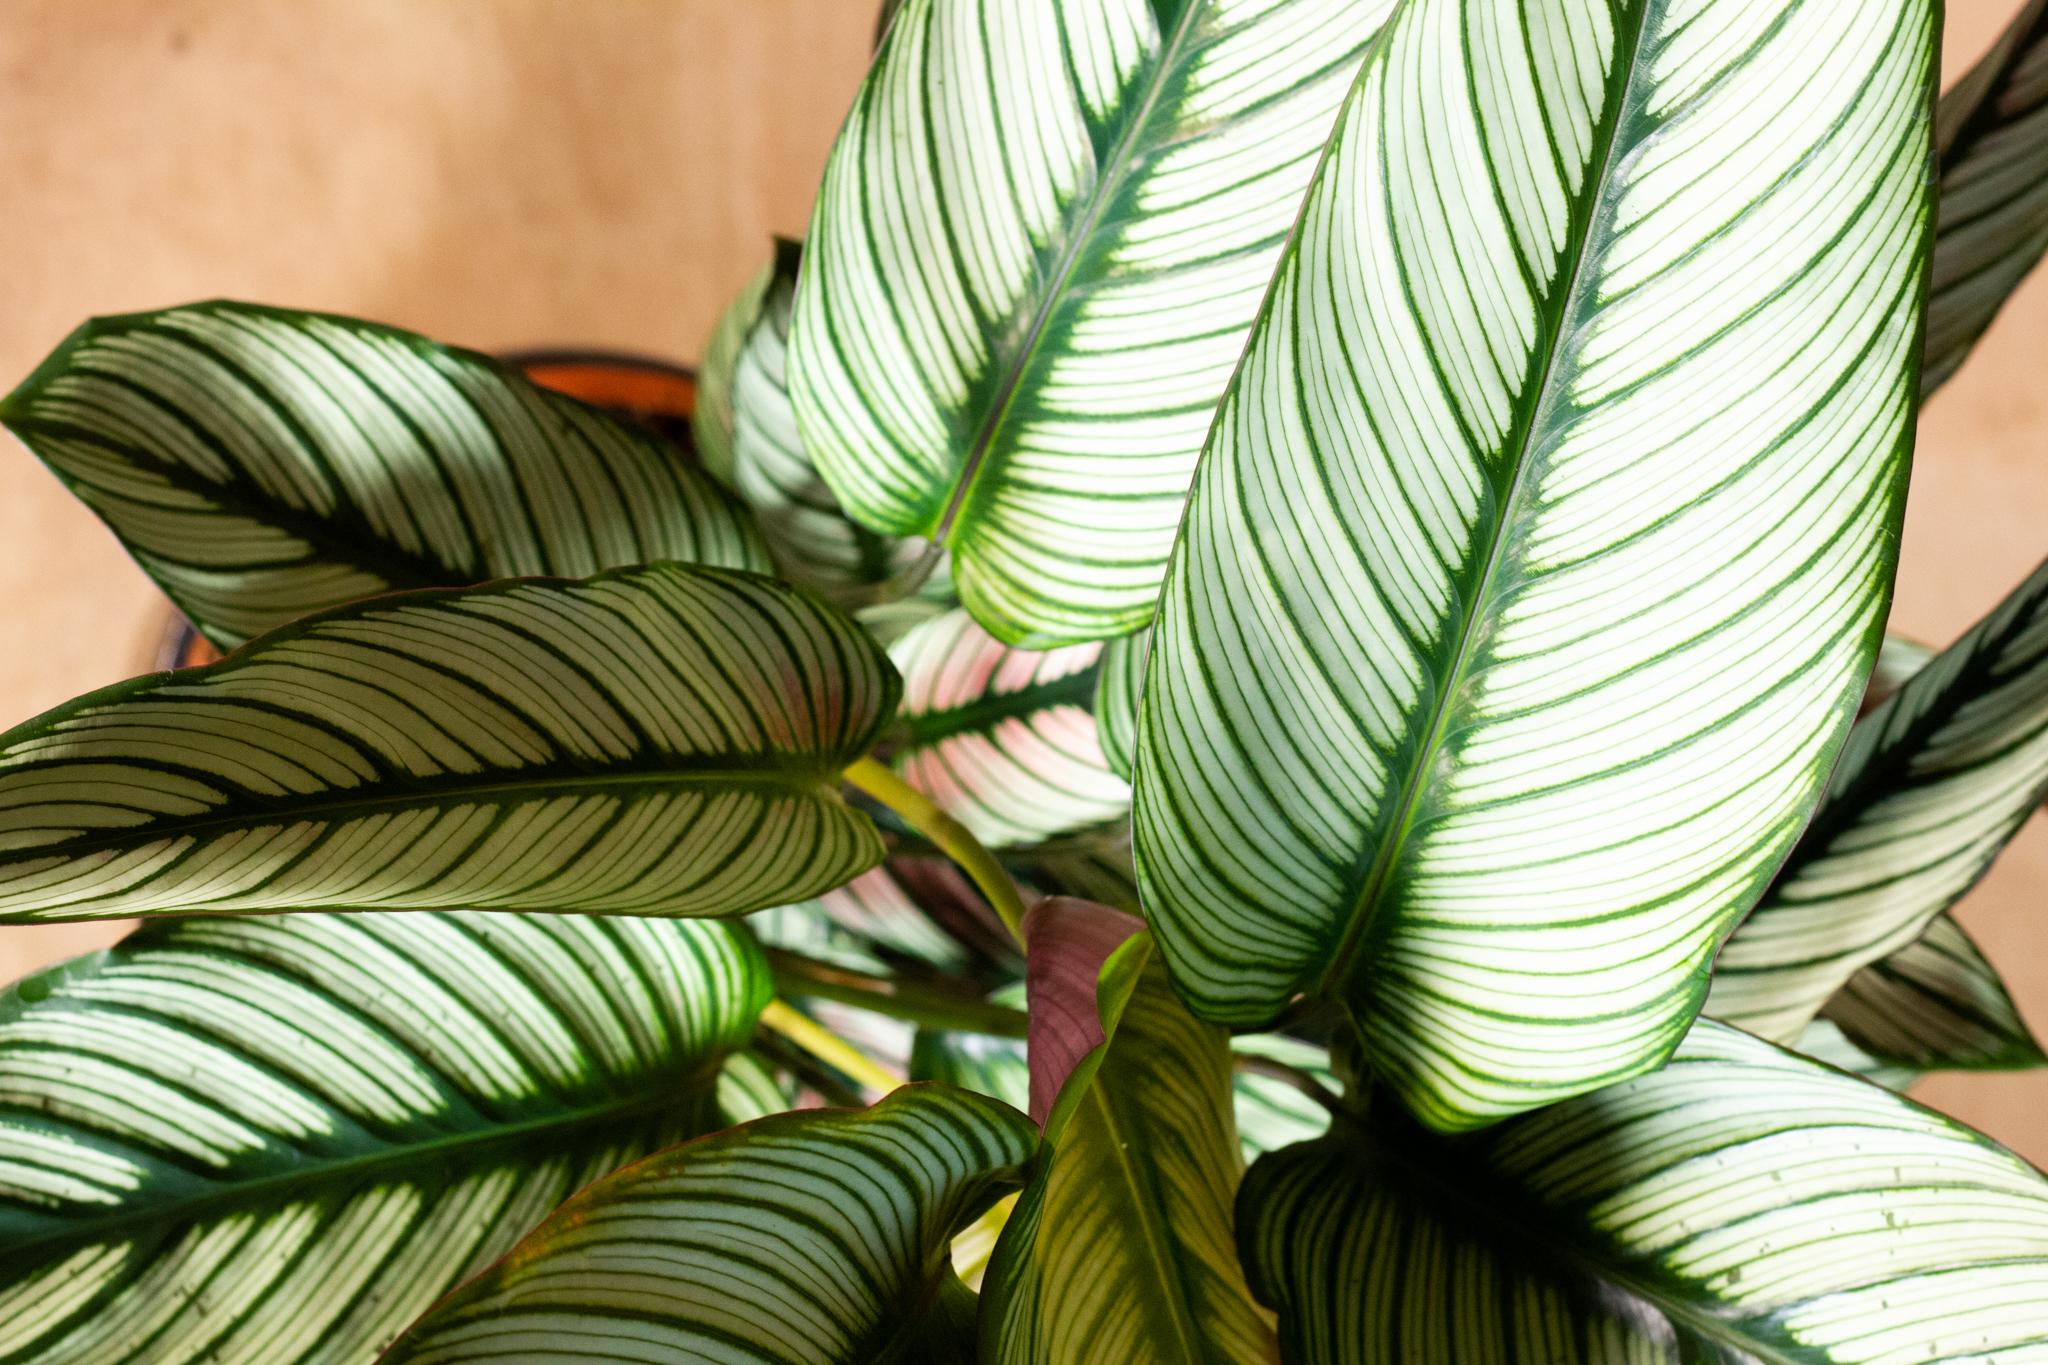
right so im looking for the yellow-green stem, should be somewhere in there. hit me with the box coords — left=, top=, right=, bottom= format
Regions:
left=842, top=756, right=1029, bottom=945
left=759, top=1000, right=903, bottom=1097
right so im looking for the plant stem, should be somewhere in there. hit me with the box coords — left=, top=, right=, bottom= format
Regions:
left=758, top=999, right=903, bottom=1097
left=767, top=948, right=1027, bottom=1038
left=843, top=757, right=1029, bottom=945
left=1233, top=1051, right=1345, bottom=1118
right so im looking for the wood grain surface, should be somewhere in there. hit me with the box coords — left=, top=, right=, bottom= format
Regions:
left=0, top=0, right=2041, bottom=1158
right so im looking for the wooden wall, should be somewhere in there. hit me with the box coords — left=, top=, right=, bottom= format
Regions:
left=0, top=0, right=2042, bottom=1158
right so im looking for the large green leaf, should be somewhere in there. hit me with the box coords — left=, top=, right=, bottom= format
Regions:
left=1822, top=911, right=2046, bottom=1072
left=0, top=912, right=766, bottom=1364
left=382, top=1085, right=1035, bottom=1363
left=1239, top=1020, right=2048, bottom=1362
left=1711, top=555, right=2048, bottom=1041
left=1923, top=0, right=2048, bottom=395
left=1133, top=0, right=1935, bottom=1130
left=0, top=564, right=898, bottom=924
left=693, top=244, right=919, bottom=594
left=0, top=302, right=765, bottom=648
left=788, top=0, right=1391, bottom=645
left=891, top=607, right=1129, bottom=847
left=981, top=901, right=1274, bottom=1363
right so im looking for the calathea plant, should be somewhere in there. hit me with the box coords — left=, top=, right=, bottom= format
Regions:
left=1, top=0, right=2047, bottom=1359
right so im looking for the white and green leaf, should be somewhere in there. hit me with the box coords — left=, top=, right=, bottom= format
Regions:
left=981, top=901, right=1274, bottom=1363
left=1093, top=627, right=1148, bottom=783
left=1821, top=912, right=2047, bottom=1072
left=0, top=564, right=899, bottom=923
left=1712, top=555, right=2048, bottom=1041
left=0, top=912, right=766, bottom=1365
left=693, top=244, right=922, bottom=595
left=382, top=1085, right=1036, bottom=1364
left=789, top=0, right=1392, bottom=645
left=1229, top=1034, right=1336, bottom=1161
left=1924, top=0, right=2048, bottom=395
left=0, top=301, right=766, bottom=648
left=1239, top=1020, right=2048, bottom=1362
left=1134, top=0, right=1936, bottom=1129
left=891, top=607, right=1129, bottom=847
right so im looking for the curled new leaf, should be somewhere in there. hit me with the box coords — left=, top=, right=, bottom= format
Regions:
left=0, top=302, right=766, bottom=647
left=0, top=913, right=766, bottom=1364
left=383, top=1085, right=1036, bottom=1363
left=0, top=564, right=898, bottom=923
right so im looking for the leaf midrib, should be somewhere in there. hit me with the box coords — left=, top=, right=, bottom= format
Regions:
left=1084, top=1078, right=1210, bottom=1365
left=0, top=765, right=846, bottom=868
left=0, top=1066, right=724, bottom=1267
left=891, top=664, right=1100, bottom=751
left=1316, top=4, right=1655, bottom=1002
left=933, top=0, right=1208, bottom=547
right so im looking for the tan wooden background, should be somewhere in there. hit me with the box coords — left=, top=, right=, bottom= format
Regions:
left=0, top=1, right=2043, bottom=1158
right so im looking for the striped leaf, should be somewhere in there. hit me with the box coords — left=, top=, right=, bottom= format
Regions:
left=1924, top=0, right=2048, bottom=395
left=1822, top=912, right=2047, bottom=1072
left=891, top=608, right=1129, bottom=848
left=788, top=0, right=1392, bottom=645
left=1791, top=1017, right=1921, bottom=1092
left=1711, top=555, right=2048, bottom=1041
left=1134, top=0, right=1935, bottom=1129
left=383, top=1085, right=1036, bottom=1364
left=982, top=904, right=1275, bottom=1363
left=1239, top=1020, right=2048, bottom=1362
left=0, top=563, right=898, bottom=924
left=1827, top=631, right=2040, bottom=1073
left=693, top=245, right=920, bottom=595
left=1092, top=628, right=1147, bottom=783
left=0, top=911, right=766, bottom=1365
left=0, top=302, right=766, bottom=648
